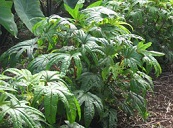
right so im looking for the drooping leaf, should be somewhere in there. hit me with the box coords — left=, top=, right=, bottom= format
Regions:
left=0, top=38, right=38, bottom=67
left=79, top=72, right=103, bottom=91
left=0, top=93, right=46, bottom=128
left=75, top=90, right=103, bottom=127
left=102, top=108, right=117, bottom=128
left=32, top=71, right=81, bottom=124
left=28, top=54, right=55, bottom=73
left=147, top=51, right=165, bottom=57
left=128, top=92, right=148, bottom=119
left=14, top=0, right=44, bottom=31
left=29, top=52, right=82, bottom=77
left=143, top=54, right=162, bottom=77
left=122, top=46, right=143, bottom=71
left=130, top=71, right=153, bottom=95
left=0, top=0, right=18, bottom=37
left=3, top=68, right=41, bottom=88
left=75, top=30, right=101, bottom=65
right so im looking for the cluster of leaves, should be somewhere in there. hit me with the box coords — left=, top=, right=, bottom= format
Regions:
left=104, top=0, right=173, bottom=63
left=0, top=0, right=164, bottom=127
left=0, top=68, right=81, bottom=128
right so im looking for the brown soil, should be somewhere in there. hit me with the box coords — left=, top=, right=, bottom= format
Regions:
left=118, top=71, right=173, bottom=128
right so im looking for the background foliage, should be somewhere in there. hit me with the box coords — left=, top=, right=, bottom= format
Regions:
left=104, top=0, right=173, bottom=63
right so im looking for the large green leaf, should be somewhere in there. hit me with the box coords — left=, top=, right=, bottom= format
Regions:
left=79, top=72, right=103, bottom=91
left=3, top=68, right=41, bottom=88
left=130, top=71, right=153, bottom=95
left=81, top=6, right=118, bottom=24
left=0, top=93, right=45, bottom=128
left=32, top=71, right=81, bottom=124
left=128, top=92, right=148, bottom=119
left=75, top=90, right=103, bottom=127
left=14, top=0, right=44, bottom=31
left=28, top=53, right=56, bottom=73
left=122, top=46, right=143, bottom=71
left=0, top=38, right=38, bottom=67
left=102, top=108, right=117, bottom=128
left=29, top=52, right=82, bottom=77
left=75, top=30, right=101, bottom=65
left=0, top=0, right=18, bottom=37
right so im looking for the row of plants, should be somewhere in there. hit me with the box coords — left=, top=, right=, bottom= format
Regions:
left=0, top=0, right=165, bottom=127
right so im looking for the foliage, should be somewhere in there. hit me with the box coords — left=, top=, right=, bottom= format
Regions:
left=0, top=0, right=165, bottom=127
left=0, top=68, right=81, bottom=127
left=0, top=0, right=44, bottom=36
left=0, top=76, right=46, bottom=128
left=0, top=0, right=17, bottom=37
left=104, top=0, right=173, bottom=63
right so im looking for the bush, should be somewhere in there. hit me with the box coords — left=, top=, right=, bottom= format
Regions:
left=0, top=0, right=164, bottom=127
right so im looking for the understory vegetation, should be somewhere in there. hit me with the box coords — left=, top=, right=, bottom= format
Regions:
left=0, top=0, right=172, bottom=127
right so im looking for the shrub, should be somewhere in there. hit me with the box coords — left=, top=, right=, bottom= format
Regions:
left=0, top=0, right=164, bottom=127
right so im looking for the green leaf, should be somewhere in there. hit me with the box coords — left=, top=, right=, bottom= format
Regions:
left=0, top=38, right=38, bottom=67
left=0, top=0, right=18, bottom=37
left=64, top=0, right=84, bottom=20
left=79, top=72, right=103, bottom=92
left=32, top=71, right=81, bottom=124
left=44, top=86, right=59, bottom=124
left=130, top=71, right=153, bottom=95
left=81, top=6, right=117, bottom=24
left=28, top=54, right=54, bottom=73
left=72, top=52, right=82, bottom=78
left=102, top=108, right=117, bottom=128
left=143, top=54, right=162, bottom=77
left=122, top=47, right=142, bottom=71
left=87, top=0, right=102, bottom=8
left=14, top=0, right=44, bottom=31
left=129, top=92, right=148, bottom=119
left=75, top=90, right=103, bottom=127
left=0, top=94, right=45, bottom=128
left=29, top=52, right=82, bottom=77
left=148, top=51, right=165, bottom=56
left=75, top=30, right=100, bottom=65
left=0, top=86, right=16, bottom=92
left=0, top=74, right=12, bottom=80
left=137, top=42, right=152, bottom=51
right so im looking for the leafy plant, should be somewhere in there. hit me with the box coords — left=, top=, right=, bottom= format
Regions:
left=0, top=0, right=17, bottom=37
left=75, top=90, right=103, bottom=127
left=105, top=0, right=173, bottom=63
left=0, top=78, right=46, bottom=128
left=0, top=0, right=44, bottom=36
left=0, top=0, right=165, bottom=127
left=0, top=68, right=81, bottom=127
